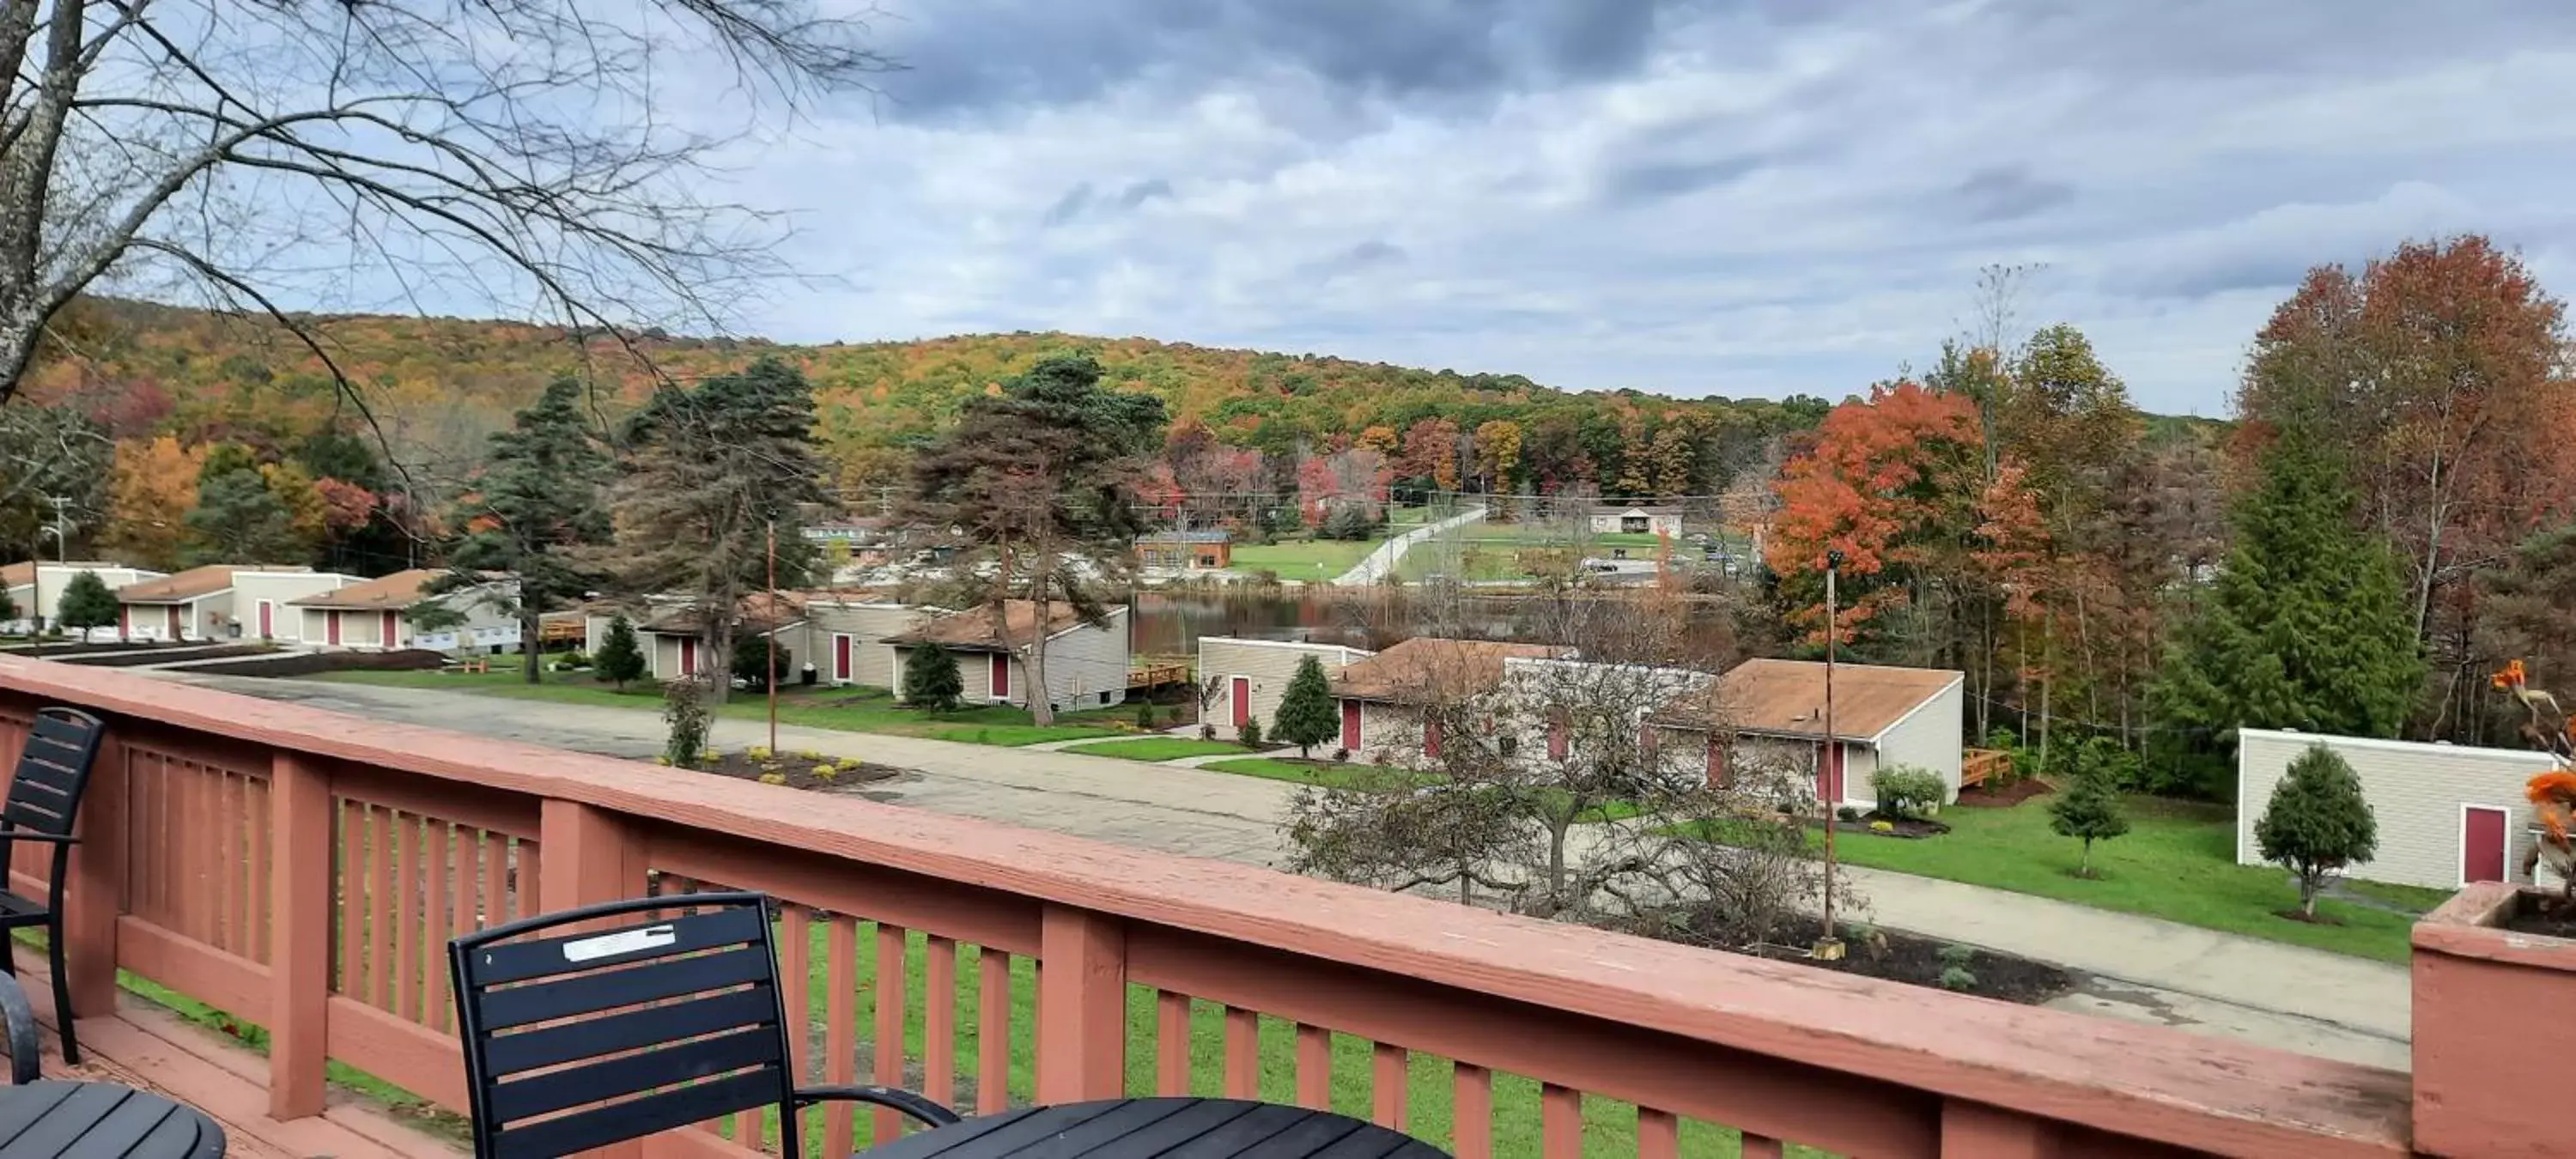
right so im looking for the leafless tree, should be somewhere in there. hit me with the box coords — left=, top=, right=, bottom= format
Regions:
left=0, top=0, right=893, bottom=409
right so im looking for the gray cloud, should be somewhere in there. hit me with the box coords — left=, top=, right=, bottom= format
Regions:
left=1603, top=155, right=1768, bottom=204
left=1040, top=183, right=1094, bottom=227
left=1953, top=167, right=2075, bottom=223
left=1116, top=179, right=1175, bottom=209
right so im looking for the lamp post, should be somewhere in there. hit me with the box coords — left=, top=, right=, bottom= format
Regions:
left=1814, top=549, right=1845, bottom=962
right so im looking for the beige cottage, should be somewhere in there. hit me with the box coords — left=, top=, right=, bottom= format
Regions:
left=1327, top=637, right=1574, bottom=760
left=1198, top=637, right=1373, bottom=740
left=2236, top=727, right=2558, bottom=891
left=1650, top=658, right=1965, bottom=807
left=886, top=600, right=1131, bottom=712
left=291, top=569, right=518, bottom=654
left=3, top=561, right=163, bottom=632
left=114, top=565, right=349, bottom=642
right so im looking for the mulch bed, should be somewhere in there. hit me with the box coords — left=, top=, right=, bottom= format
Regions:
left=188, top=648, right=451, bottom=677
left=1746, top=918, right=2072, bottom=1004
left=58, top=644, right=270, bottom=667
left=693, top=750, right=905, bottom=791
left=1815, top=813, right=1949, bottom=839
left=2500, top=890, right=2576, bottom=938
left=1954, top=779, right=2053, bottom=807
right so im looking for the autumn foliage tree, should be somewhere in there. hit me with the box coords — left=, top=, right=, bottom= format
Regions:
left=1765, top=379, right=1987, bottom=653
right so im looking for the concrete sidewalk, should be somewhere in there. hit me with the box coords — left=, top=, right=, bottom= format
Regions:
left=159, top=672, right=2412, bottom=1070
left=1334, top=508, right=1485, bottom=585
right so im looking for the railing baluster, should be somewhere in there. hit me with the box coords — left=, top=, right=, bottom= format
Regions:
left=781, top=906, right=812, bottom=1081
left=1452, top=1063, right=1492, bottom=1159
left=215, top=771, right=240, bottom=955
left=1155, top=991, right=1191, bottom=1096
left=514, top=836, right=541, bottom=919
left=826, top=915, right=859, bottom=1157
left=1295, top=1023, right=1330, bottom=1110
left=394, top=810, right=421, bottom=1022
left=1636, top=1108, right=1676, bottom=1159
left=366, top=804, right=392, bottom=1008
left=874, top=923, right=909, bottom=1143
left=336, top=799, right=361, bottom=995
left=246, top=774, right=270, bottom=961
left=1223, top=1007, right=1259, bottom=1100
left=1540, top=1083, right=1581, bottom=1159
left=423, top=819, right=450, bottom=1032
left=925, top=935, right=958, bottom=1109
left=1370, top=1043, right=1406, bottom=1130
left=977, top=948, right=1012, bottom=1114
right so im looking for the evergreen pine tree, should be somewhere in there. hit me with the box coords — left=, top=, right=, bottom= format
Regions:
left=56, top=570, right=118, bottom=634
left=445, top=376, right=613, bottom=683
left=2255, top=744, right=2379, bottom=918
left=903, top=646, right=963, bottom=713
left=2151, top=434, right=2421, bottom=788
left=594, top=614, right=646, bottom=691
left=1273, top=655, right=1340, bottom=757
left=2047, top=765, right=2130, bottom=877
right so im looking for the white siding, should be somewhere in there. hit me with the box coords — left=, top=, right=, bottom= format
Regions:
left=807, top=603, right=933, bottom=687
left=235, top=573, right=358, bottom=641
left=1199, top=638, right=1369, bottom=739
left=1871, top=676, right=1966, bottom=802
left=2237, top=728, right=2553, bottom=891
left=1030, top=607, right=1130, bottom=711
left=6, top=566, right=162, bottom=631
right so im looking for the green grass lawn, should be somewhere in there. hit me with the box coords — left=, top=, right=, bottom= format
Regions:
left=1198, top=756, right=1412, bottom=790
left=309, top=669, right=1127, bottom=746
left=1061, top=737, right=1256, bottom=762
left=1226, top=537, right=1382, bottom=579
left=1753, top=793, right=2451, bottom=963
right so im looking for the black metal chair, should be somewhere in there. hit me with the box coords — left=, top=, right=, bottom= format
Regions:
left=448, top=891, right=960, bottom=1159
left=0, top=707, right=105, bottom=1065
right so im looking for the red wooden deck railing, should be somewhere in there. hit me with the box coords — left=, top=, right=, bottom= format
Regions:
left=0, top=656, right=2414, bottom=1158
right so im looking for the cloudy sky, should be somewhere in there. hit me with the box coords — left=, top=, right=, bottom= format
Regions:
left=712, top=0, right=2576, bottom=416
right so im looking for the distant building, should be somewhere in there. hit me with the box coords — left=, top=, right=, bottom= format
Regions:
left=1589, top=505, right=1684, bottom=537
left=1137, top=531, right=1233, bottom=571
left=885, top=599, right=1131, bottom=712
left=289, top=569, right=519, bottom=654
left=1199, top=637, right=1374, bottom=741
left=114, top=564, right=356, bottom=642
left=3, top=561, right=164, bottom=632
left=2236, top=727, right=2558, bottom=891
left=1650, top=658, right=1965, bottom=808
left=635, top=592, right=808, bottom=681
left=804, top=519, right=899, bottom=567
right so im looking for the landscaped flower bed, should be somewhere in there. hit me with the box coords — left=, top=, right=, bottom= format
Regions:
left=683, top=746, right=905, bottom=790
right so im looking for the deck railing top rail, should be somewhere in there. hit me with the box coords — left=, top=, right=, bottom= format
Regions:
left=0, top=656, right=2415, bottom=1157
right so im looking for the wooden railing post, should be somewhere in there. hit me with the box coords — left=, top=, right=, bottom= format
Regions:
left=269, top=752, right=333, bottom=1119
left=1036, top=904, right=1126, bottom=1103
left=1941, top=1098, right=2053, bottom=1157
left=63, top=729, right=128, bottom=1018
left=537, top=799, right=647, bottom=917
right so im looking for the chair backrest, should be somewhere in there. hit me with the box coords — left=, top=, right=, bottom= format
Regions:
left=6, top=708, right=105, bottom=840
left=448, top=892, right=802, bottom=1159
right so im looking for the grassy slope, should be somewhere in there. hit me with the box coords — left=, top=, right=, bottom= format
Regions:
left=308, top=669, right=1127, bottom=746
left=1225, top=537, right=1382, bottom=578
left=1060, top=737, right=1255, bottom=762
left=1814, top=793, right=2451, bottom=963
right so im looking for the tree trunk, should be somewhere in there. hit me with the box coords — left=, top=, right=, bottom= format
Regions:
left=521, top=609, right=542, bottom=684
left=2080, top=838, right=2093, bottom=877
left=2301, top=877, right=2320, bottom=918
left=1023, top=558, right=1057, bottom=727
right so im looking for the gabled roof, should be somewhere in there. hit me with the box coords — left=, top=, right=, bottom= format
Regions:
left=639, top=592, right=808, bottom=637
left=0, top=561, right=131, bottom=588
left=1328, top=637, right=1574, bottom=703
left=118, top=564, right=307, bottom=604
left=883, top=599, right=1106, bottom=652
left=1651, top=658, right=1962, bottom=742
left=289, top=569, right=469, bottom=610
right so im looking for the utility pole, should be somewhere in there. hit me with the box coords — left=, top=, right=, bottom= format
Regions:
left=30, top=495, right=69, bottom=634
left=1814, top=549, right=1845, bottom=962
left=766, top=519, right=780, bottom=755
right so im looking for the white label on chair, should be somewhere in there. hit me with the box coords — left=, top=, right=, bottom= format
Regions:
left=562, top=925, right=677, bottom=962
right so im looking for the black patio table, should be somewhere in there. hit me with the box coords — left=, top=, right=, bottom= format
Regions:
left=0, top=1081, right=226, bottom=1159
left=857, top=1098, right=1446, bottom=1159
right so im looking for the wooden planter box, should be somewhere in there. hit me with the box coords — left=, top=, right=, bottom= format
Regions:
left=2413, top=881, right=2576, bottom=1156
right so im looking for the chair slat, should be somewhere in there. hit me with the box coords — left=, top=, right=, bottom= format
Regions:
left=489, top=1025, right=781, bottom=1122
left=483, top=985, right=779, bottom=1076
left=477, top=946, right=772, bottom=1030
left=27, top=713, right=94, bottom=747
left=491, top=1070, right=776, bottom=1159
left=471, top=904, right=767, bottom=986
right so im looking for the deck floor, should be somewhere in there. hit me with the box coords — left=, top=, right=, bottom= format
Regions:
left=13, top=950, right=461, bottom=1159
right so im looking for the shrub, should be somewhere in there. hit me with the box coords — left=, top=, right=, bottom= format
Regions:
left=902, top=646, right=964, bottom=712
left=1835, top=804, right=1862, bottom=823
left=757, top=772, right=788, bottom=786
left=2049, top=762, right=2131, bottom=877
left=1937, top=943, right=1977, bottom=970
left=2255, top=744, right=2379, bottom=918
left=811, top=764, right=838, bottom=781
left=1870, top=765, right=1946, bottom=821
left=732, top=635, right=790, bottom=692
left=1237, top=717, right=1264, bottom=748
left=747, top=745, right=773, bottom=761
left=1332, top=748, right=1351, bottom=763
left=796, top=749, right=825, bottom=762
left=1938, top=966, right=1978, bottom=992
left=661, top=679, right=710, bottom=768
left=1868, top=819, right=1894, bottom=834
left=1135, top=701, right=1156, bottom=729
left=1200, top=724, right=1218, bottom=741
left=1273, top=656, right=1340, bottom=757
left=595, top=616, right=647, bottom=690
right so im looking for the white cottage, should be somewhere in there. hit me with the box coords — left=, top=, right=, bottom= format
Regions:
left=1588, top=505, right=1684, bottom=537
left=114, top=564, right=351, bottom=641
left=2, top=561, right=163, bottom=633
left=886, top=600, right=1131, bottom=712
left=290, top=569, right=519, bottom=653
left=1198, top=637, right=1374, bottom=740
left=2236, top=728, right=2558, bottom=891
left=1649, top=658, right=1965, bottom=807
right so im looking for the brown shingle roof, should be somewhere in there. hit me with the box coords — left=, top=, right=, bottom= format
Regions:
left=882, top=599, right=1093, bottom=652
left=1327, top=637, right=1572, bottom=703
left=638, top=592, right=808, bottom=636
left=1650, top=658, right=1960, bottom=741
left=118, top=564, right=307, bottom=603
left=289, top=569, right=445, bottom=610
left=0, top=561, right=129, bottom=588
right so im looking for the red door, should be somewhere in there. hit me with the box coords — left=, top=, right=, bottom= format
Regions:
left=1818, top=742, right=1846, bottom=804
left=325, top=611, right=342, bottom=646
left=166, top=605, right=182, bottom=640
left=680, top=637, right=698, bottom=676
left=258, top=601, right=273, bottom=638
left=833, top=635, right=852, bottom=683
left=118, top=606, right=131, bottom=640
left=1230, top=677, right=1250, bottom=728
left=1340, top=701, right=1360, bottom=750
left=380, top=610, right=398, bottom=647
left=1706, top=735, right=1728, bottom=786
left=2464, top=807, right=2508, bottom=883
left=990, top=653, right=1011, bottom=700
left=1425, top=717, right=1443, bottom=758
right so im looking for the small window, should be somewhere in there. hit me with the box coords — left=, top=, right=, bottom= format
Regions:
left=1498, top=735, right=1519, bottom=757
left=1099, top=691, right=1114, bottom=705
